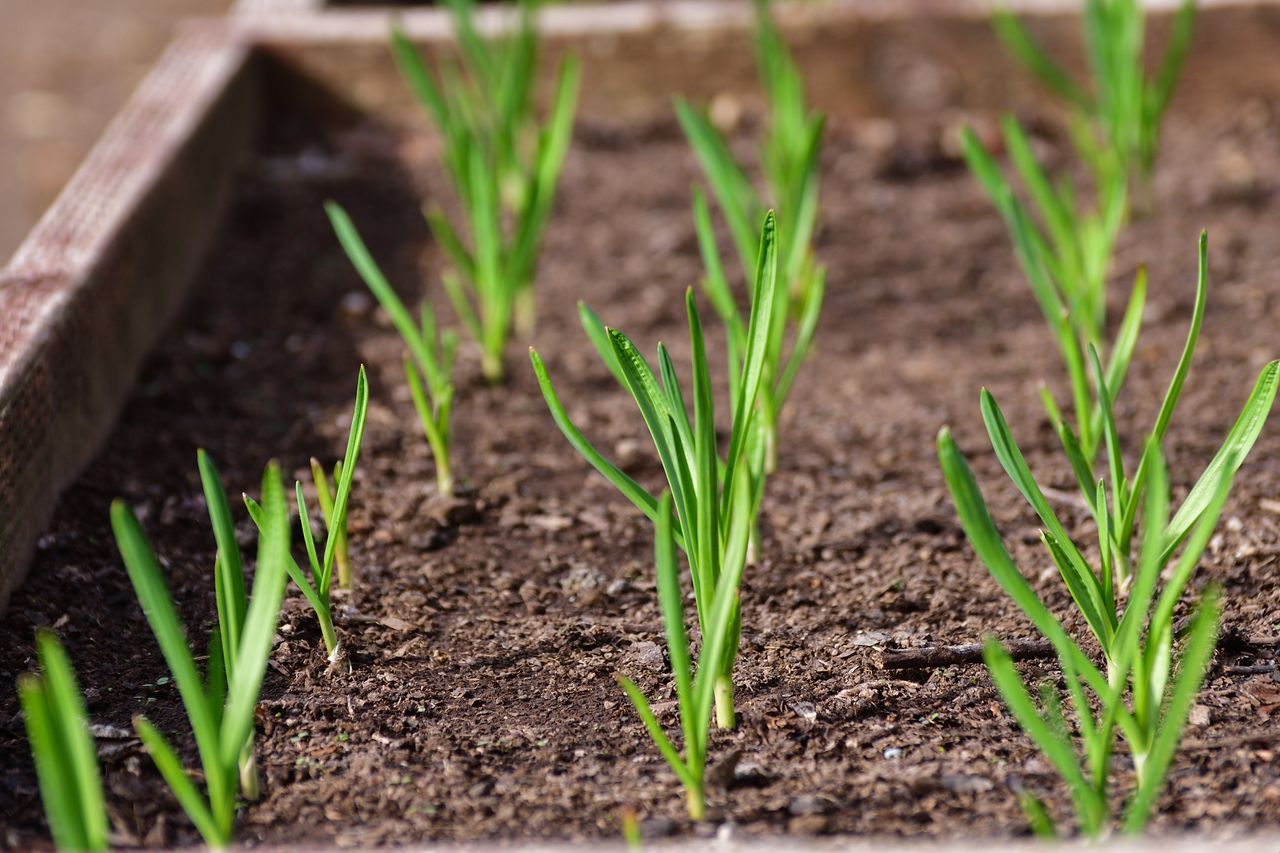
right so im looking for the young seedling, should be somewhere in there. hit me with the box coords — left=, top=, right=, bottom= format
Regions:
left=111, top=461, right=291, bottom=849
left=390, top=0, right=580, bottom=382
left=962, top=120, right=1132, bottom=464
left=246, top=367, right=368, bottom=666
left=992, top=0, right=1196, bottom=207
left=676, top=0, right=826, bottom=472
left=329, top=203, right=456, bottom=497
left=691, top=191, right=825, bottom=478
left=18, top=631, right=109, bottom=852
left=966, top=0, right=1196, bottom=459
left=197, top=450, right=272, bottom=800
left=618, top=493, right=746, bottom=820
left=532, top=212, right=780, bottom=729
left=943, top=429, right=1224, bottom=836
left=937, top=237, right=1279, bottom=836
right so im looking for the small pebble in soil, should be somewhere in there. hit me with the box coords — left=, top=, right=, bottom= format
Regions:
left=628, top=640, right=665, bottom=673
left=706, top=749, right=741, bottom=789
left=788, top=814, right=830, bottom=834
left=708, top=93, right=742, bottom=133
left=518, top=580, right=543, bottom=614
left=852, top=630, right=890, bottom=647
left=614, top=437, right=647, bottom=470
left=732, top=759, right=772, bottom=787
left=790, top=701, right=818, bottom=723
left=408, top=528, right=449, bottom=552
left=883, top=746, right=903, bottom=760
left=559, top=562, right=604, bottom=595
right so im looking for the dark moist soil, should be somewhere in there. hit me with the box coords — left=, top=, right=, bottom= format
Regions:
left=4, top=11, right=1280, bottom=850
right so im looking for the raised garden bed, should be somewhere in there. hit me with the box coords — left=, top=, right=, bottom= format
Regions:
left=3, top=1, right=1280, bottom=848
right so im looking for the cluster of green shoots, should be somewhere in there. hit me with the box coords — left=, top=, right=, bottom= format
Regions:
left=20, top=3, right=583, bottom=844
left=964, top=0, right=1196, bottom=463
left=963, top=121, right=1132, bottom=463
left=940, top=237, right=1279, bottom=835
left=992, top=0, right=1196, bottom=209
left=18, top=631, right=109, bottom=852
left=311, top=457, right=353, bottom=588
left=17, top=0, right=1265, bottom=843
left=250, top=366, right=369, bottom=663
left=390, top=0, right=580, bottom=384
left=677, top=0, right=825, bottom=473
left=20, top=370, right=369, bottom=849
left=328, top=3, right=580, bottom=490
left=112, top=458, right=291, bottom=848
left=949, top=3, right=1280, bottom=836
left=329, top=206, right=456, bottom=497
left=532, top=1, right=827, bottom=815
left=617, top=493, right=746, bottom=821
left=534, top=213, right=779, bottom=815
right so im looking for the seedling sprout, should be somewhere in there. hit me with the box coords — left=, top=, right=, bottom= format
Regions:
left=676, top=0, right=825, bottom=472
left=329, top=203, right=456, bottom=497
left=244, top=368, right=367, bottom=668
left=993, top=0, right=1195, bottom=209
left=617, top=493, right=745, bottom=820
left=964, top=0, right=1196, bottom=462
left=389, top=0, right=580, bottom=382
left=17, top=631, right=108, bottom=852
left=112, top=461, right=291, bottom=848
left=963, top=121, right=1130, bottom=463
left=533, top=212, right=780, bottom=729
left=938, top=235, right=1278, bottom=835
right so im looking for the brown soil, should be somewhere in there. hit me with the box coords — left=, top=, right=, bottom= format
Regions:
left=4, top=9, right=1280, bottom=849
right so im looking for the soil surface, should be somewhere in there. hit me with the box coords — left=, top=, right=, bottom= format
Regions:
left=4, top=9, right=1280, bottom=849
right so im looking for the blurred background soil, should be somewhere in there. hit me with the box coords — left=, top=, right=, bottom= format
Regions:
left=0, top=0, right=230, bottom=263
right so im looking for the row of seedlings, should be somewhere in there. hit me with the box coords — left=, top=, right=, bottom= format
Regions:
left=945, top=0, right=1278, bottom=837
left=15, top=0, right=578, bottom=846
